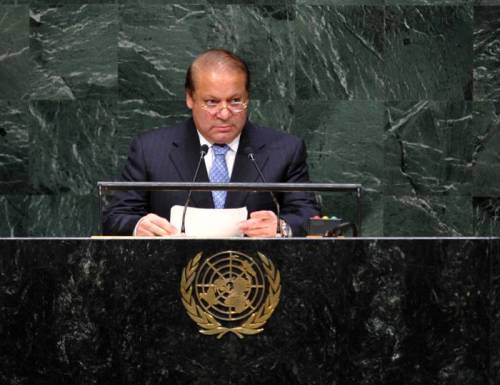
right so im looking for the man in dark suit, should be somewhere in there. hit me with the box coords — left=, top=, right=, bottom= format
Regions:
left=103, top=49, right=319, bottom=237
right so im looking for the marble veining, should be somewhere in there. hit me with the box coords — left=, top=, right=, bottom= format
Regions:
left=28, top=99, right=119, bottom=195
left=474, top=197, right=500, bottom=236
left=29, top=4, right=118, bottom=99
left=0, top=100, right=28, bottom=193
left=385, top=101, right=473, bottom=196
left=472, top=101, right=500, bottom=197
left=0, top=238, right=494, bottom=384
left=292, top=100, right=385, bottom=234
left=0, top=3, right=499, bottom=236
left=0, top=5, right=31, bottom=99
left=295, top=5, right=384, bottom=100
left=383, top=193, right=473, bottom=236
left=384, top=6, right=473, bottom=100
left=474, top=6, right=500, bottom=101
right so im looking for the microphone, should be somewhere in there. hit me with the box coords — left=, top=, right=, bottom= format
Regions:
left=181, top=144, right=209, bottom=234
left=244, top=146, right=282, bottom=236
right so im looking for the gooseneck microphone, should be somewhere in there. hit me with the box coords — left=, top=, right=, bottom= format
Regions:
left=244, top=146, right=282, bottom=236
left=181, top=144, right=209, bottom=234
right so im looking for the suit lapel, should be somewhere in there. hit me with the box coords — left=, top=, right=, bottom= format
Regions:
left=169, top=119, right=213, bottom=208
left=226, top=122, right=269, bottom=208
left=167, top=120, right=269, bottom=209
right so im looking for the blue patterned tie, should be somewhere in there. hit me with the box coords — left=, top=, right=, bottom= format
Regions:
left=209, top=144, right=230, bottom=208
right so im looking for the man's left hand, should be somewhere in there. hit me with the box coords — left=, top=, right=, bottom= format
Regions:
left=239, top=210, right=278, bottom=237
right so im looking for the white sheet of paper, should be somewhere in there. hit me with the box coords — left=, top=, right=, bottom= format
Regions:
left=170, top=205, right=248, bottom=237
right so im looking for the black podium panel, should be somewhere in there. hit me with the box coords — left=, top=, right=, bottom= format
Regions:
left=0, top=238, right=498, bottom=385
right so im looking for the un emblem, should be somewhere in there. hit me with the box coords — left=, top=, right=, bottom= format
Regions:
left=180, top=250, right=281, bottom=339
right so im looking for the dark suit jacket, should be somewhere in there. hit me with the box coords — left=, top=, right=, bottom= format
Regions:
left=102, top=119, right=319, bottom=236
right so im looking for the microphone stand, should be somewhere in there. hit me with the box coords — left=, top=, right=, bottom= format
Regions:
left=246, top=149, right=282, bottom=237
left=181, top=145, right=209, bottom=234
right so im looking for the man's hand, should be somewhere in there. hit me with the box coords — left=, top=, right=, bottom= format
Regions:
left=135, top=213, right=178, bottom=236
left=239, top=210, right=278, bottom=238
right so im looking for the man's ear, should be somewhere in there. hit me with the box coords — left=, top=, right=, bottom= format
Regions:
left=186, top=91, right=194, bottom=109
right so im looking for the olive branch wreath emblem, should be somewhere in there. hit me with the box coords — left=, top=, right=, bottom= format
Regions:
left=180, top=251, right=281, bottom=339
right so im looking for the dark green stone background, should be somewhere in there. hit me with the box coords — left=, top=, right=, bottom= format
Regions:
left=0, top=2, right=499, bottom=236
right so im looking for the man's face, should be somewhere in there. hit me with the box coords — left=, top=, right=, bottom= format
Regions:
left=186, top=68, right=248, bottom=144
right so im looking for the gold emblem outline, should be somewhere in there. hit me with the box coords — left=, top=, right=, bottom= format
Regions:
left=180, top=251, right=281, bottom=339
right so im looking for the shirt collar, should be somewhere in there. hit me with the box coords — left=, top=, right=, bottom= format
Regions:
left=197, top=130, right=241, bottom=153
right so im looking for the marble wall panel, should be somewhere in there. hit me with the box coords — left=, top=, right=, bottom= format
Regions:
left=0, top=100, right=29, bottom=194
left=30, top=0, right=116, bottom=5
left=27, top=193, right=98, bottom=236
left=207, top=5, right=295, bottom=102
left=385, top=101, right=474, bottom=196
left=293, top=100, right=384, bottom=191
left=206, top=0, right=295, bottom=4
left=297, top=0, right=383, bottom=5
left=117, top=0, right=281, bottom=4
left=292, top=100, right=385, bottom=235
left=28, top=99, right=119, bottom=195
left=0, top=5, right=31, bottom=99
left=0, top=0, right=291, bottom=3
left=383, top=99, right=500, bottom=236
left=384, top=6, right=473, bottom=100
left=383, top=194, right=473, bottom=236
left=295, top=5, right=385, bottom=100
left=385, top=0, right=474, bottom=4
left=248, top=100, right=294, bottom=132
left=29, top=4, right=118, bottom=100
left=118, top=4, right=208, bottom=101
left=474, top=6, right=500, bottom=101
left=0, top=2, right=495, bottom=236
left=118, top=0, right=195, bottom=4
left=0, top=195, right=28, bottom=236
left=119, top=4, right=294, bottom=103
left=473, top=197, right=500, bottom=236
left=472, top=102, right=500, bottom=197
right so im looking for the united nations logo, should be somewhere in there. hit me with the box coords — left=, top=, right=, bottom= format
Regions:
left=180, top=250, right=281, bottom=339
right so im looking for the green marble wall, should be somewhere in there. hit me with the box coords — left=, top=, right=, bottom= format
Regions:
left=0, top=1, right=499, bottom=236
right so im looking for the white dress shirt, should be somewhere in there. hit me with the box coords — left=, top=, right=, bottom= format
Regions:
left=197, top=131, right=241, bottom=178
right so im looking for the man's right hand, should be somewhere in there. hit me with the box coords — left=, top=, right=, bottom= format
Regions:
left=134, top=213, right=178, bottom=236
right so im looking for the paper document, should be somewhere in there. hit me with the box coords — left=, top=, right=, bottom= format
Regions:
left=170, top=205, right=248, bottom=237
